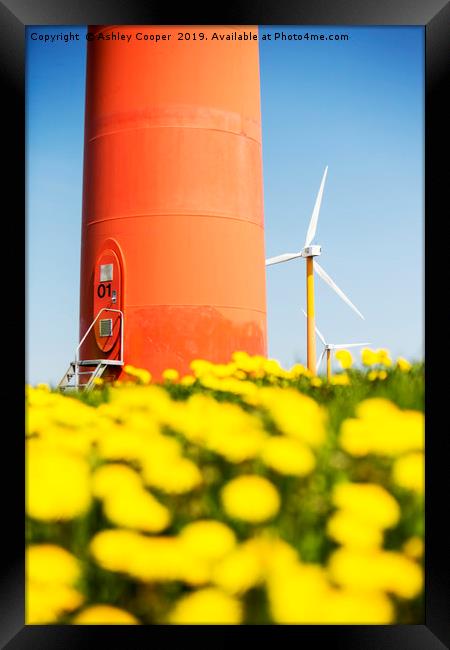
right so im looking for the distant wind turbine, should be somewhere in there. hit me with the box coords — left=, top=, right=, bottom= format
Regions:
left=301, top=309, right=368, bottom=381
left=266, top=166, right=364, bottom=374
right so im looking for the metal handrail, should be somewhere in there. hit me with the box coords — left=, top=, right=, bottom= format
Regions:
left=75, top=308, right=124, bottom=387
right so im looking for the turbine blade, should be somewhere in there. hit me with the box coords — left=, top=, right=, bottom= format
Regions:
left=317, top=349, right=326, bottom=371
left=266, top=252, right=302, bottom=267
left=300, top=308, right=327, bottom=345
left=331, top=343, right=370, bottom=349
left=304, top=166, right=328, bottom=248
left=314, top=323, right=327, bottom=346
left=314, top=261, right=365, bottom=320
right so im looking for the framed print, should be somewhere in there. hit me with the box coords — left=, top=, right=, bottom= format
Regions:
left=3, top=0, right=449, bottom=646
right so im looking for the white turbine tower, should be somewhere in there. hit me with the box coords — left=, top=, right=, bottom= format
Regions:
left=301, top=309, right=368, bottom=380
left=266, top=166, right=364, bottom=374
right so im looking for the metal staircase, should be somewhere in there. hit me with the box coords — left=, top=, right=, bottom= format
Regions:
left=58, top=308, right=124, bottom=392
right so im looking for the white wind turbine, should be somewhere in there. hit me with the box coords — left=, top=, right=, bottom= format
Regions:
left=301, top=309, right=368, bottom=380
left=266, top=166, right=364, bottom=374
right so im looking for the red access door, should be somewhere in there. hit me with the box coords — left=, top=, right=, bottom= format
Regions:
left=93, top=249, right=123, bottom=359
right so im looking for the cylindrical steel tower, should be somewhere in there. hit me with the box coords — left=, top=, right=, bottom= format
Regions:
left=79, top=26, right=267, bottom=380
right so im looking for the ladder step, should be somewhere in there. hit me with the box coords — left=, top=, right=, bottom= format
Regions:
left=78, top=359, right=123, bottom=366
left=85, top=363, right=109, bottom=389
left=58, top=308, right=124, bottom=391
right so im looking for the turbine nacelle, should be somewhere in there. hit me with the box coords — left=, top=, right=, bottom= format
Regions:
left=301, top=309, right=368, bottom=371
left=302, top=245, right=322, bottom=258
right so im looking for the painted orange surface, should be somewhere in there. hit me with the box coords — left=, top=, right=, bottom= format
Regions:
left=79, top=26, right=267, bottom=380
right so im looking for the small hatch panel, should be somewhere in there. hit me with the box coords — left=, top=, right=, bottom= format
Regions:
left=99, top=318, right=113, bottom=337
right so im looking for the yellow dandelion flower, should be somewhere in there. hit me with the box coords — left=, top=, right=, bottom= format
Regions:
left=339, top=420, right=372, bottom=456
left=199, top=375, right=259, bottom=398
left=402, top=537, right=424, bottom=560
left=104, top=384, right=171, bottom=419
left=38, top=396, right=98, bottom=429
left=126, top=536, right=210, bottom=585
left=179, top=520, right=236, bottom=562
left=171, top=396, right=266, bottom=462
left=212, top=544, right=263, bottom=595
left=178, top=559, right=214, bottom=587
left=221, top=475, right=280, bottom=524
left=376, top=349, right=392, bottom=367
left=142, top=456, right=202, bottom=494
left=328, top=548, right=423, bottom=599
left=261, top=436, right=315, bottom=476
left=323, top=588, right=394, bottom=624
left=180, top=375, right=195, bottom=386
left=326, top=511, right=383, bottom=549
left=96, top=422, right=170, bottom=463
left=368, top=370, right=387, bottom=381
left=26, top=408, right=51, bottom=437
left=190, top=359, right=214, bottom=378
left=210, top=362, right=238, bottom=379
left=26, top=386, right=61, bottom=408
left=397, top=357, right=412, bottom=372
left=169, top=393, right=214, bottom=444
left=256, top=387, right=326, bottom=448
left=205, top=410, right=267, bottom=463
left=339, top=401, right=424, bottom=457
left=162, top=368, right=179, bottom=382
left=73, top=605, right=139, bottom=624
left=355, top=398, right=398, bottom=420
left=27, top=545, right=80, bottom=585
left=340, top=399, right=424, bottom=456
left=103, top=486, right=171, bottom=533
left=26, top=440, right=91, bottom=522
left=231, top=350, right=250, bottom=366
left=92, top=463, right=143, bottom=500
left=169, top=587, right=242, bottom=624
left=36, top=383, right=51, bottom=391
left=123, top=365, right=152, bottom=384
left=361, top=348, right=378, bottom=366
left=335, top=350, right=353, bottom=369
left=90, top=529, right=146, bottom=574
left=27, top=582, right=84, bottom=624
left=245, top=535, right=299, bottom=577
left=288, top=363, right=308, bottom=378
left=392, top=452, right=424, bottom=494
left=330, top=373, right=350, bottom=386
left=31, top=423, right=96, bottom=456
left=231, top=351, right=268, bottom=376
left=263, top=358, right=284, bottom=377
left=310, top=377, right=322, bottom=387
left=267, top=561, right=332, bottom=624
left=332, top=483, right=400, bottom=529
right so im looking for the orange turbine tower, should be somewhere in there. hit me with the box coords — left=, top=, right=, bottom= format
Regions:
left=78, top=25, right=267, bottom=382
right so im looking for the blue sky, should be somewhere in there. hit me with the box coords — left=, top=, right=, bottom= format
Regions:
left=26, top=26, right=424, bottom=385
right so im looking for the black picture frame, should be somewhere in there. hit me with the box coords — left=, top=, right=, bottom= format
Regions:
left=5, top=0, right=449, bottom=646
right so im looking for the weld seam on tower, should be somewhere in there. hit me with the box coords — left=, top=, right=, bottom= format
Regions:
left=124, top=305, right=267, bottom=313
left=86, top=214, right=265, bottom=228
left=88, top=126, right=262, bottom=146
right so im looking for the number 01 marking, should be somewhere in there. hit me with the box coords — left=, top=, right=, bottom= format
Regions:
left=97, top=283, right=112, bottom=299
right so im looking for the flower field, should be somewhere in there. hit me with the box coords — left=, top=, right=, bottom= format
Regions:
left=26, top=349, right=424, bottom=624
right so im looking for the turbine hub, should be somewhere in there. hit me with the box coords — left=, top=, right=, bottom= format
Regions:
left=302, top=245, right=322, bottom=257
